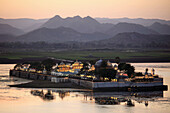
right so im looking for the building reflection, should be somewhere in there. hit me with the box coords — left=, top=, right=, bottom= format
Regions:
left=30, top=90, right=54, bottom=100
left=58, top=91, right=70, bottom=100
left=94, top=97, right=120, bottom=105
left=87, top=91, right=163, bottom=107
left=30, top=90, right=164, bottom=107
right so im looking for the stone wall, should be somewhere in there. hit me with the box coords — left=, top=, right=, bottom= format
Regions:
left=51, top=77, right=69, bottom=83
left=10, top=70, right=166, bottom=91
left=10, top=70, right=52, bottom=81
left=69, top=78, right=93, bottom=89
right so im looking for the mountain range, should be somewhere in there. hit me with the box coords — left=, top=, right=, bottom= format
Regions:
left=41, top=15, right=113, bottom=33
left=148, top=22, right=170, bottom=35
left=0, top=15, right=170, bottom=48
left=0, top=34, right=16, bottom=42
left=0, top=23, right=24, bottom=36
left=95, top=17, right=170, bottom=26
left=2, top=32, right=170, bottom=49
left=0, top=18, right=48, bottom=32
left=15, top=27, right=110, bottom=43
left=95, top=32, right=170, bottom=48
left=105, top=22, right=158, bottom=36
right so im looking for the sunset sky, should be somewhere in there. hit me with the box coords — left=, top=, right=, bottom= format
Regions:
left=0, top=0, right=170, bottom=20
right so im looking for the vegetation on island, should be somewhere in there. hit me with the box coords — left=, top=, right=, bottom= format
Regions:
left=118, top=63, right=135, bottom=78
left=14, top=59, right=56, bottom=74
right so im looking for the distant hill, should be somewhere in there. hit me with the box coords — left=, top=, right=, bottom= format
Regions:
left=105, top=23, right=158, bottom=36
left=41, top=15, right=113, bottom=33
left=97, top=32, right=170, bottom=48
left=0, top=23, right=24, bottom=36
left=0, top=18, right=48, bottom=32
left=1, top=32, right=170, bottom=49
left=15, top=27, right=111, bottom=43
left=0, top=34, right=16, bottom=42
left=95, top=17, right=170, bottom=26
left=148, top=22, right=170, bottom=35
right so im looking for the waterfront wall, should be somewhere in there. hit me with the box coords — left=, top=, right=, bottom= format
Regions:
left=93, top=82, right=130, bottom=88
left=69, top=78, right=93, bottom=89
left=10, top=70, right=93, bottom=89
left=10, top=70, right=52, bottom=81
left=51, top=77, right=69, bottom=83
left=93, top=81, right=163, bottom=88
left=10, top=70, right=167, bottom=91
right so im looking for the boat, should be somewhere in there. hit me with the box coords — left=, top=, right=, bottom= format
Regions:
left=95, top=97, right=120, bottom=105
left=126, top=99, right=135, bottom=106
left=145, top=101, right=148, bottom=106
left=31, top=90, right=44, bottom=96
left=44, top=90, right=54, bottom=100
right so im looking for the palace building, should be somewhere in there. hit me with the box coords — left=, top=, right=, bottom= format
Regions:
left=56, top=60, right=83, bottom=73
left=72, top=60, right=83, bottom=70
left=57, top=62, right=71, bottom=72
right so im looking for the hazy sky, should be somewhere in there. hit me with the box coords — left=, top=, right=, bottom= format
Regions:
left=0, top=0, right=170, bottom=20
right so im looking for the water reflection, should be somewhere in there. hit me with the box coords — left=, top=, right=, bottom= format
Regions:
left=0, top=64, right=170, bottom=113
left=94, top=97, right=120, bottom=105
left=29, top=89, right=164, bottom=108
left=89, top=91, right=163, bottom=107
left=30, top=90, right=55, bottom=100
left=58, top=91, right=70, bottom=100
left=126, top=99, right=135, bottom=106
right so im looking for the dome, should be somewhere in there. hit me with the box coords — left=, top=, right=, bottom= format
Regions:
left=60, top=61, right=65, bottom=65
left=95, top=59, right=103, bottom=67
left=107, top=60, right=112, bottom=66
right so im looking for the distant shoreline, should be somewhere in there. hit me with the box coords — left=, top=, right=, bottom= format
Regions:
left=1, top=57, right=170, bottom=64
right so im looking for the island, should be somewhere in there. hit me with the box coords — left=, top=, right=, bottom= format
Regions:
left=9, top=58, right=168, bottom=92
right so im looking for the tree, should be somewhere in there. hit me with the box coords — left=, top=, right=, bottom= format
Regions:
left=118, top=63, right=135, bottom=78
left=126, top=66, right=135, bottom=78
left=29, top=62, right=43, bottom=72
left=145, top=68, right=148, bottom=74
left=36, top=63, right=44, bottom=71
left=80, top=61, right=89, bottom=74
left=82, top=61, right=89, bottom=71
left=97, top=60, right=117, bottom=81
left=105, top=69, right=117, bottom=81
left=42, top=59, right=56, bottom=74
left=89, top=60, right=96, bottom=65
left=115, top=57, right=120, bottom=64
left=135, top=72, right=144, bottom=77
left=98, top=68, right=117, bottom=81
left=14, top=63, right=22, bottom=70
left=100, top=60, right=108, bottom=68
left=118, top=63, right=126, bottom=71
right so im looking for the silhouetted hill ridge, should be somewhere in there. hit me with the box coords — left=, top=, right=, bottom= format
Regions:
left=0, top=23, right=24, bottom=36
left=105, top=22, right=158, bottom=36
left=149, top=22, right=170, bottom=35
left=15, top=27, right=110, bottom=43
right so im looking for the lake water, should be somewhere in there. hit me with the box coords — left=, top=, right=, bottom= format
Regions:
left=0, top=63, right=170, bottom=113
